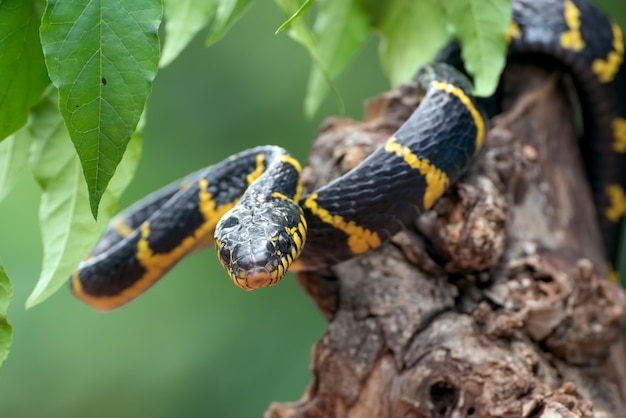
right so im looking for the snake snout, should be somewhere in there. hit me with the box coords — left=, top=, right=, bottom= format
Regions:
left=227, top=241, right=285, bottom=290
left=237, top=266, right=274, bottom=290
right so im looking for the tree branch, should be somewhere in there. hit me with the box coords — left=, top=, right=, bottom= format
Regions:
left=267, top=64, right=626, bottom=418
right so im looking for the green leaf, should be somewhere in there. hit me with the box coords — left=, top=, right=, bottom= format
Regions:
left=161, top=0, right=219, bottom=67
left=274, top=0, right=319, bottom=60
left=275, top=0, right=315, bottom=33
left=376, top=0, right=448, bottom=86
left=0, top=131, right=31, bottom=204
left=25, top=92, right=142, bottom=309
left=206, top=0, right=254, bottom=46
left=441, top=0, right=510, bottom=96
left=0, top=259, right=12, bottom=369
left=275, top=0, right=368, bottom=116
left=274, top=0, right=338, bottom=113
left=303, top=0, right=370, bottom=116
left=0, top=0, right=49, bottom=141
left=40, top=0, right=161, bottom=218
left=161, top=0, right=256, bottom=67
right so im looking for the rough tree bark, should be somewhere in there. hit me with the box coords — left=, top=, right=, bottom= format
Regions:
left=266, top=63, right=626, bottom=418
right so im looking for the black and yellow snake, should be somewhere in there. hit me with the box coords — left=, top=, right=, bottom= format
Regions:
left=71, top=0, right=626, bottom=310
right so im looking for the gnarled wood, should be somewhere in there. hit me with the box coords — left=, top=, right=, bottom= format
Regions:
left=267, top=64, right=626, bottom=418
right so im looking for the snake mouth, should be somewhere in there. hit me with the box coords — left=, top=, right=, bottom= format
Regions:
left=232, top=266, right=276, bottom=291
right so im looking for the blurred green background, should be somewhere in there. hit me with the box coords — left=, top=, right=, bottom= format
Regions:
left=0, top=2, right=389, bottom=418
left=1, top=1, right=625, bottom=417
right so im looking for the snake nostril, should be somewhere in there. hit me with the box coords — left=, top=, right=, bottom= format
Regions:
left=218, top=244, right=231, bottom=265
left=219, top=215, right=239, bottom=229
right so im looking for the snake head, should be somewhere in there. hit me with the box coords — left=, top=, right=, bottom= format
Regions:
left=214, top=196, right=306, bottom=290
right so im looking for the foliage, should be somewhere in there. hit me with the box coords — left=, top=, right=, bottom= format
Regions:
left=276, top=0, right=510, bottom=115
left=0, top=260, right=11, bottom=369
left=25, top=92, right=143, bottom=308
left=40, top=0, right=160, bottom=218
left=0, top=0, right=512, bottom=371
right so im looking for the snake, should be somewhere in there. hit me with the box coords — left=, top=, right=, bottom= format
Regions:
left=71, top=0, right=626, bottom=310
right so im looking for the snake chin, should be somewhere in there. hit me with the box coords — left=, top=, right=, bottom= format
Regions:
left=231, top=266, right=275, bottom=291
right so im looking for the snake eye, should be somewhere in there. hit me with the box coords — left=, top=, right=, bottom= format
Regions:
left=276, top=232, right=292, bottom=254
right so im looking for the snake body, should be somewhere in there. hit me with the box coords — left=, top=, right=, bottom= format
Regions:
left=508, top=0, right=626, bottom=265
left=72, top=0, right=626, bottom=310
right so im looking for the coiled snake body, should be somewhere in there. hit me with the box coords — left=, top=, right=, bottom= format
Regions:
left=72, top=0, right=626, bottom=310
